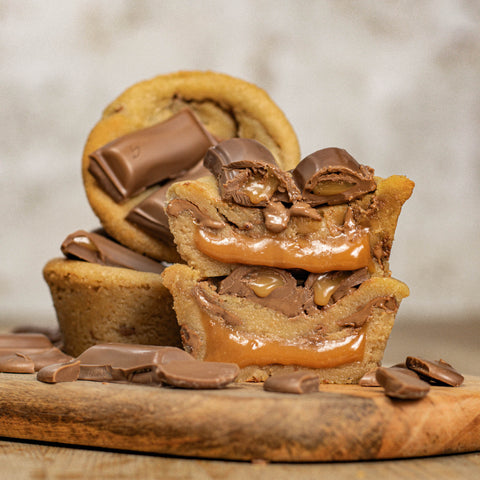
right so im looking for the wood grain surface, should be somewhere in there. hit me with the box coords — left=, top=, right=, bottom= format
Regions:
left=0, top=373, right=479, bottom=462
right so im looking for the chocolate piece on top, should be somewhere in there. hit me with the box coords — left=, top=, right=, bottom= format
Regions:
left=375, top=367, right=430, bottom=399
left=61, top=230, right=166, bottom=274
left=291, top=148, right=376, bottom=206
left=218, top=266, right=307, bottom=317
left=204, top=138, right=300, bottom=206
left=405, top=356, right=464, bottom=387
left=263, top=371, right=320, bottom=394
left=359, top=366, right=420, bottom=387
left=126, top=161, right=210, bottom=242
left=88, top=108, right=217, bottom=203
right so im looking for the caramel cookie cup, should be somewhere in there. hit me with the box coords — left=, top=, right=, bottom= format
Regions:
left=82, top=71, right=300, bottom=262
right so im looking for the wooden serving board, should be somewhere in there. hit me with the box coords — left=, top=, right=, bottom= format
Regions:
left=0, top=372, right=479, bottom=462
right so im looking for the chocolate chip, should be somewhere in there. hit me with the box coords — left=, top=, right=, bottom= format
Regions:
left=375, top=367, right=430, bottom=400
left=405, top=356, right=464, bottom=387
left=263, top=371, right=320, bottom=394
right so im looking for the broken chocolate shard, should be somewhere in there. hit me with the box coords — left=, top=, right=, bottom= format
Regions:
left=405, top=356, right=464, bottom=387
left=263, top=371, right=320, bottom=394
left=76, top=344, right=194, bottom=383
left=167, top=199, right=224, bottom=229
left=375, top=367, right=430, bottom=399
left=28, top=348, right=74, bottom=371
left=0, top=333, right=53, bottom=354
left=37, top=360, right=81, bottom=383
left=61, top=230, right=166, bottom=274
left=359, top=366, right=420, bottom=387
left=204, top=138, right=300, bottom=206
left=126, top=160, right=211, bottom=242
left=218, top=266, right=307, bottom=318
left=291, top=147, right=376, bottom=206
left=88, top=108, right=217, bottom=202
left=0, top=353, right=35, bottom=374
left=157, top=359, right=239, bottom=389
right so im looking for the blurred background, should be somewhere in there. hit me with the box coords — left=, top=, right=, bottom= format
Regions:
left=1, top=1, right=479, bottom=369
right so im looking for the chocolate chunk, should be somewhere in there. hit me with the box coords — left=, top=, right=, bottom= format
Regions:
left=336, top=296, right=398, bottom=328
left=359, top=366, right=420, bottom=387
left=0, top=333, right=53, bottom=354
left=305, top=268, right=370, bottom=309
left=218, top=266, right=307, bottom=318
left=126, top=160, right=210, bottom=242
left=11, top=326, right=62, bottom=345
left=27, top=348, right=74, bottom=371
left=263, top=371, right=320, bottom=394
left=166, top=199, right=224, bottom=229
left=291, top=148, right=376, bottom=206
left=37, top=360, right=81, bottom=383
left=156, top=360, right=239, bottom=389
left=204, top=138, right=300, bottom=206
left=88, top=108, right=216, bottom=202
left=0, top=353, right=35, bottom=373
left=76, top=344, right=194, bottom=383
left=375, top=367, right=430, bottom=399
left=405, top=357, right=464, bottom=387
left=61, top=229, right=166, bottom=274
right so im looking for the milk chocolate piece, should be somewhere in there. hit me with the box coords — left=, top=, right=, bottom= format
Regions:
left=263, top=371, right=320, bottom=394
left=406, top=357, right=464, bottom=387
left=376, top=367, right=430, bottom=399
left=126, top=160, right=211, bottom=242
left=359, top=366, right=420, bottom=387
left=76, top=344, right=194, bottom=383
left=157, top=360, right=239, bottom=389
left=61, top=230, right=166, bottom=274
left=11, top=326, right=62, bottom=345
left=37, top=360, right=81, bottom=383
left=218, top=266, right=307, bottom=318
left=291, top=148, right=376, bottom=206
left=88, top=108, right=216, bottom=202
left=28, top=348, right=74, bottom=371
left=167, top=199, right=224, bottom=230
left=0, top=353, right=35, bottom=373
left=0, top=333, right=53, bottom=354
left=204, top=138, right=300, bottom=206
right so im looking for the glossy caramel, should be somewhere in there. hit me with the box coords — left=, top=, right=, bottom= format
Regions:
left=200, top=313, right=365, bottom=368
left=195, top=229, right=371, bottom=273
left=246, top=271, right=285, bottom=298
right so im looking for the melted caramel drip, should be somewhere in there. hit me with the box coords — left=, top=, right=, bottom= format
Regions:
left=246, top=271, right=285, bottom=298
left=195, top=229, right=371, bottom=273
left=200, top=312, right=365, bottom=368
left=313, top=273, right=347, bottom=306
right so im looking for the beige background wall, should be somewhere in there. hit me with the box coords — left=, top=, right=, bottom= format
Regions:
left=1, top=0, right=479, bottom=325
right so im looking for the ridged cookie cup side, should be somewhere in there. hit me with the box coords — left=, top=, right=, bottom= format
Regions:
left=43, top=258, right=182, bottom=357
left=82, top=70, right=300, bottom=262
left=161, top=264, right=410, bottom=384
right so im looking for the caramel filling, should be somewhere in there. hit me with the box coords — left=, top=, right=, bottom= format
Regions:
left=313, top=180, right=355, bottom=196
left=246, top=271, right=285, bottom=298
left=195, top=229, right=371, bottom=273
left=313, top=272, right=348, bottom=306
left=242, top=173, right=279, bottom=204
left=200, top=312, right=365, bottom=368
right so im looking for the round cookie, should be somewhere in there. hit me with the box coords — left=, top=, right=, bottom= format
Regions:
left=82, top=70, right=301, bottom=262
left=44, top=258, right=182, bottom=357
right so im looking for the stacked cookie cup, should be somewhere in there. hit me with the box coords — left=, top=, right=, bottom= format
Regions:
left=44, top=70, right=413, bottom=382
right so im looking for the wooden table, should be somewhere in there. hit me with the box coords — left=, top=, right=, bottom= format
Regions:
left=1, top=315, right=479, bottom=478
left=1, top=439, right=479, bottom=479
